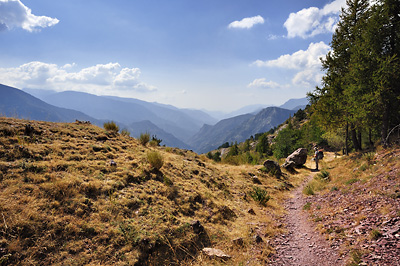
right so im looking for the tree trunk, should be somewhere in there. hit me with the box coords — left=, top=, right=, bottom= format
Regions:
left=382, top=104, right=389, bottom=147
left=351, top=123, right=361, bottom=151
left=369, top=128, right=373, bottom=147
left=345, top=123, right=349, bottom=155
left=358, top=130, right=362, bottom=150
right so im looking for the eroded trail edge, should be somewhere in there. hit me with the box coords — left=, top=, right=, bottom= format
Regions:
left=269, top=175, right=345, bottom=266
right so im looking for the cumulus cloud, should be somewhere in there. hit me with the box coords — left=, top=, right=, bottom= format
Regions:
left=247, top=78, right=280, bottom=89
left=253, top=41, right=330, bottom=69
left=252, top=41, right=330, bottom=87
left=283, top=0, right=346, bottom=38
left=0, top=61, right=156, bottom=94
left=228, top=15, right=264, bottom=29
left=0, top=0, right=59, bottom=32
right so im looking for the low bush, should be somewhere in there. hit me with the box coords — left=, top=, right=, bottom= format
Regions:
left=103, top=121, right=119, bottom=133
left=147, top=151, right=164, bottom=170
left=249, top=187, right=270, bottom=206
left=139, top=132, right=150, bottom=146
left=303, top=184, right=315, bottom=195
left=120, top=129, right=130, bottom=137
left=316, top=169, right=330, bottom=181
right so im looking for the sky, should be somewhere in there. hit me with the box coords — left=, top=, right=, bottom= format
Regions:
left=0, top=0, right=347, bottom=112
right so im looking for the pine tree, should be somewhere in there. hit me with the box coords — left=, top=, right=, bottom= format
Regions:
left=309, top=0, right=372, bottom=151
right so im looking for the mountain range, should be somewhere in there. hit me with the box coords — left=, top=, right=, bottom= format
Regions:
left=0, top=84, right=100, bottom=124
left=1, top=84, right=308, bottom=152
left=189, top=107, right=296, bottom=154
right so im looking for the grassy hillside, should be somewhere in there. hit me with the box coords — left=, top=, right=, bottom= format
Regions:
left=0, top=117, right=304, bottom=266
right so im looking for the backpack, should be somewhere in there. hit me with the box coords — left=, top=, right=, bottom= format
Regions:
left=317, top=150, right=324, bottom=160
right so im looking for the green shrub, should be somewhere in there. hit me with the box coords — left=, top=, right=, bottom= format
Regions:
left=103, top=121, right=119, bottom=133
left=147, top=151, right=164, bottom=170
left=120, top=129, right=130, bottom=137
left=363, top=152, right=376, bottom=165
left=345, top=178, right=359, bottom=185
left=249, top=187, right=270, bottom=206
left=303, top=202, right=312, bottom=210
left=139, top=132, right=150, bottom=145
left=316, top=169, right=330, bottom=181
left=303, top=184, right=315, bottom=195
left=370, top=229, right=382, bottom=240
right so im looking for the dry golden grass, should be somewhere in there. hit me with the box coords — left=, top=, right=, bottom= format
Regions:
left=0, top=117, right=308, bottom=265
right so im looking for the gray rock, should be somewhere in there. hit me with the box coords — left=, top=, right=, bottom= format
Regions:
left=283, top=148, right=308, bottom=167
left=282, top=160, right=296, bottom=170
left=263, top=160, right=282, bottom=175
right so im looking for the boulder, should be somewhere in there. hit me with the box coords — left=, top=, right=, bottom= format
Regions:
left=202, top=248, right=231, bottom=260
left=283, top=148, right=307, bottom=167
left=263, top=160, right=282, bottom=175
left=281, top=160, right=296, bottom=171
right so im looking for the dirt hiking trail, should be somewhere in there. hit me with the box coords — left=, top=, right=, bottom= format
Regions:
left=269, top=153, right=345, bottom=265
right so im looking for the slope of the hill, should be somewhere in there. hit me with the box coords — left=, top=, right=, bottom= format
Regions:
left=302, top=148, right=400, bottom=265
left=0, top=117, right=298, bottom=266
left=189, top=107, right=295, bottom=154
left=127, top=120, right=193, bottom=150
left=0, top=84, right=99, bottom=125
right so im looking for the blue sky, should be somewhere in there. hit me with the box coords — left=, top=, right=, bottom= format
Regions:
left=0, top=0, right=346, bottom=112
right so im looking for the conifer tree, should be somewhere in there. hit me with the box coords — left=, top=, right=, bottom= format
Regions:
left=308, top=0, right=396, bottom=150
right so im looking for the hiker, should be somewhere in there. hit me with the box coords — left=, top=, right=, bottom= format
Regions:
left=314, top=147, right=324, bottom=170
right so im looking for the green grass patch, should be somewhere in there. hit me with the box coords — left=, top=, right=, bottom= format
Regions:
left=249, top=187, right=271, bottom=206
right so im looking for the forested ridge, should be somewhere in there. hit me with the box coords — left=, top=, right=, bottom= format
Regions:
left=308, top=0, right=400, bottom=152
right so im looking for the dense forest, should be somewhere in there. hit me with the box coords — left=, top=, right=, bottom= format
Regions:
left=308, top=0, right=400, bottom=152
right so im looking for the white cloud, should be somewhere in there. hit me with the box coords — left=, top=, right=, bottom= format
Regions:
left=283, top=0, right=346, bottom=38
left=253, top=42, right=330, bottom=69
left=0, top=61, right=156, bottom=94
left=228, top=15, right=264, bottom=29
left=0, top=0, right=59, bottom=32
left=247, top=78, right=280, bottom=89
left=252, top=41, right=330, bottom=87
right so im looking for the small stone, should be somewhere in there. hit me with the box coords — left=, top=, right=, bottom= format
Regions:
left=254, top=234, right=263, bottom=243
left=232, top=237, right=244, bottom=246
left=202, top=248, right=231, bottom=260
left=190, top=220, right=204, bottom=234
left=248, top=208, right=256, bottom=215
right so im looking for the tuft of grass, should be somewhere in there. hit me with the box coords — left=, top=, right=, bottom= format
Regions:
left=249, top=187, right=270, bottom=206
left=120, top=129, right=130, bottom=137
left=103, top=121, right=119, bottom=133
left=348, top=249, right=363, bottom=266
left=362, top=152, right=375, bottom=165
left=303, top=184, right=315, bottom=196
left=303, top=202, right=312, bottom=210
left=316, top=169, right=330, bottom=181
left=139, top=132, right=150, bottom=146
left=345, top=178, right=359, bottom=185
left=370, top=229, right=382, bottom=240
left=147, top=151, right=164, bottom=170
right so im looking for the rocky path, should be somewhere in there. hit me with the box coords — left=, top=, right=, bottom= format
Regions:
left=269, top=174, right=345, bottom=266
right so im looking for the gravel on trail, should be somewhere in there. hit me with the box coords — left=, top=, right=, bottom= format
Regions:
left=269, top=174, right=345, bottom=266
